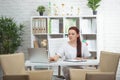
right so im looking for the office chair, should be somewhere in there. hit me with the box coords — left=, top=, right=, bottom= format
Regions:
left=0, top=53, right=53, bottom=80
left=70, top=51, right=120, bottom=80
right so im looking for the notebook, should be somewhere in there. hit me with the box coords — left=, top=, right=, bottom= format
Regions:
left=64, top=59, right=87, bottom=62
left=28, top=48, right=49, bottom=63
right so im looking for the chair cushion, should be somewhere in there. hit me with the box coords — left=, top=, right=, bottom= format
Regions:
left=3, top=74, right=29, bottom=80
left=86, top=72, right=115, bottom=80
left=27, top=70, right=53, bottom=80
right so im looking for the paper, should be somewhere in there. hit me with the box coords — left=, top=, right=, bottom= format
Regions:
left=64, top=59, right=87, bottom=62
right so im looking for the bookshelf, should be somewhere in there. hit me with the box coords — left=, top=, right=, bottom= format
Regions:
left=80, top=16, right=97, bottom=59
left=30, top=15, right=98, bottom=59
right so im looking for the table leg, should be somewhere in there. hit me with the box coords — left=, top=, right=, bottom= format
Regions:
left=56, top=65, right=65, bottom=79
left=58, top=65, right=61, bottom=76
left=26, top=66, right=32, bottom=71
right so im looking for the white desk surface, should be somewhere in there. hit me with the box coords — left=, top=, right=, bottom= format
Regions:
left=25, top=59, right=99, bottom=68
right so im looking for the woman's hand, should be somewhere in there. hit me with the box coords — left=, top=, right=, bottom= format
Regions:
left=49, top=55, right=60, bottom=62
left=49, top=57, right=56, bottom=62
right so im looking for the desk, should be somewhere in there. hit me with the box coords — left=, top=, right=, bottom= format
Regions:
left=25, top=59, right=99, bottom=78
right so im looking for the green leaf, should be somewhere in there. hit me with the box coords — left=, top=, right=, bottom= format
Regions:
left=87, top=0, right=101, bottom=11
left=0, top=16, right=24, bottom=54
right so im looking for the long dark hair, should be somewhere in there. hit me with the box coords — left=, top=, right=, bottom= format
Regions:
left=68, top=26, right=82, bottom=57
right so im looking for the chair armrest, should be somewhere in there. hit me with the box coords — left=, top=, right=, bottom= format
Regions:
left=3, top=74, right=29, bottom=80
left=70, top=69, right=100, bottom=80
left=27, top=70, right=53, bottom=80
left=70, top=69, right=86, bottom=80
left=86, top=72, right=115, bottom=80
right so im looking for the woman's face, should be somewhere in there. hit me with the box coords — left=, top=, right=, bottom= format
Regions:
left=68, top=29, right=79, bottom=42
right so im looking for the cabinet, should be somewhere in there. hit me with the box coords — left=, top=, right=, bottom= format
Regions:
left=30, top=15, right=98, bottom=59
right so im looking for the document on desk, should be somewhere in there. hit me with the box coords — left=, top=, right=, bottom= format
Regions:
left=64, top=59, right=87, bottom=62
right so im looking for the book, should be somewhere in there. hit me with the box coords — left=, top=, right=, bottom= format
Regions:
left=65, top=18, right=77, bottom=33
left=91, top=18, right=97, bottom=33
left=34, top=40, right=39, bottom=48
left=32, top=18, right=47, bottom=34
left=80, top=19, right=92, bottom=34
left=50, top=19, right=59, bottom=34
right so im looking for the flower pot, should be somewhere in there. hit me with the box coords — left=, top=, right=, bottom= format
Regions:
left=93, top=11, right=97, bottom=15
left=39, top=12, right=43, bottom=16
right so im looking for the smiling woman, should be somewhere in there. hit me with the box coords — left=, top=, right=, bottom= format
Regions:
left=0, top=16, right=24, bottom=54
left=49, top=26, right=91, bottom=80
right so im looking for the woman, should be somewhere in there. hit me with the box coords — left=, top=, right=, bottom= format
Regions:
left=50, top=26, right=91, bottom=80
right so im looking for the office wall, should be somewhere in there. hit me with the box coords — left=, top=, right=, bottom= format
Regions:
left=101, top=0, right=120, bottom=52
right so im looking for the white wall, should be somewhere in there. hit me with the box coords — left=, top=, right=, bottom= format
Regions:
left=101, top=0, right=120, bottom=52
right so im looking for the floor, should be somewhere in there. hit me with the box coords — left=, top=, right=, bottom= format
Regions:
left=52, top=75, right=65, bottom=80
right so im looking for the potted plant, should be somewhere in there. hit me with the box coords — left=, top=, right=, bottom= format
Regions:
left=37, top=5, right=45, bottom=16
left=87, top=0, right=101, bottom=15
left=0, top=16, right=24, bottom=54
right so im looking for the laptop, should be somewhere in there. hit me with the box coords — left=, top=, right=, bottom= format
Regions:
left=28, top=48, right=49, bottom=63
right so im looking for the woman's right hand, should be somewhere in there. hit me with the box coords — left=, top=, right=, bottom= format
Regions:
left=49, top=57, right=56, bottom=62
left=49, top=55, right=60, bottom=62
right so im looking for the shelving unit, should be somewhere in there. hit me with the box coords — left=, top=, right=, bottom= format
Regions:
left=80, top=16, right=97, bottom=59
left=30, top=15, right=98, bottom=59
